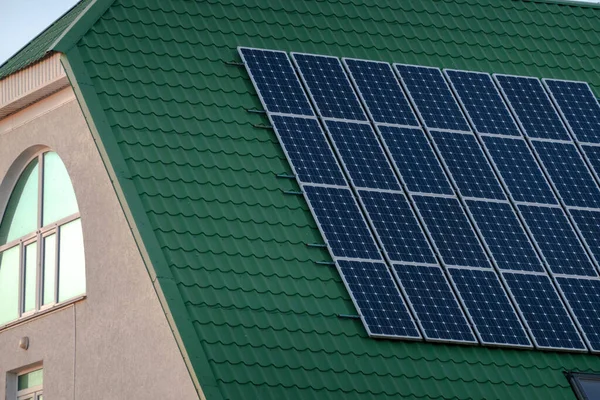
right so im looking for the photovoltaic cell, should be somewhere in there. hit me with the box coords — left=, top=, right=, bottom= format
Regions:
left=532, top=141, right=600, bottom=209
left=343, top=59, right=419, bottom=126
left=394, top=64, right=471, bottom=132
left=448, top=268, right=531, bottom=347
left=430, top=130, right=506, bottom=200
left=544, top=79, right=600, bottom=144
left=570, top=209, right=600, bottom=264
left=378, top=126, right=453, bottom=195
left=412, top=195, right=491, bottom=269
left=303, top=185, right=381, bottom=260
left=503, top=272, right=586, bottom=351
left=358, top=190, right=436, bottom=265
left=581, top=145, right=600, bottom=181
left=270, top=115, right=346, bottom=186
left=466, top=200, right=545, bottom=273
left=494, top=74, right=571, bottom=141
left=324, top=121, right=401, bottom=191
left=292, top=53, right=367, bottom=121
left=482, top=136, right=557, bottom=205
left=337, top=260, right=421, bottom=338
left=393, top=264, right=476, bottom=342
left=557, top=277, right=600, bottom=351
left=238, top=47, right=314, bottom=116
left=518, top=204, right=597, bottom=277
left=445, top=70, right=521, bottom=137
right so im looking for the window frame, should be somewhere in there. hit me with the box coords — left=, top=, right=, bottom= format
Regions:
left=15, top=366, right=43, bottom=400
left=0, top=151, right=82, bottom=327
left=565, top=371, right=600, bottom=400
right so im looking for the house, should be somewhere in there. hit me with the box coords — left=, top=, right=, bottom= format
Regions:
left=1, top=0, right=600, bottom=398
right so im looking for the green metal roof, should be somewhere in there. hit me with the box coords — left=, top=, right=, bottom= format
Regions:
left=20, top=0, right=600, bottom=398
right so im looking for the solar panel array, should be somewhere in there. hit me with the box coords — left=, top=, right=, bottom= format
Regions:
left=239, top=46, right=600, bottom=353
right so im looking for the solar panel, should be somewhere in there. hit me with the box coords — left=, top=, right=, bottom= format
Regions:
left=291, top=53, right=367, bottom=121
left=580, top=144, right=600, bottom=182
left=343, top=58, right=420, bottom=126
left=323, top=120, right=401, bottom=191
left=393, top=264, right=477, bottom=342
left=544, top=79, right=600, bottom=144
left=482, top=136, right=557, bottom=205
left=394, top=64, right=471, bottom=132
left=517, top=204, right=597, bottom=277
left=570, top=209, right=600, bottom=264
left=238, top=47, right=314, bottom=116
left=466, top=200, right=545, bottom=273
left=378, top=126, right=454, bottom=195
left=269, top=115, right=347, bottom=186
left=430, top=130, right=506, bottom=200
left=502, top=272, right=586, bottom=351
left=445, top=69, right=521, bottom=137
left=337, top=260, right=421, bottom=338
left=449, top=268, right=532, bottom=347
left=494, top=74, right=571, bottom=141
left=557, top=277, right=600, bottom=352
left=412, top=195, right=491, bottom=269
left=358, top=190, right=437, bottom=265
left=303, top=185, right=381, bottom=260
left=532, top=141, right=600, bottom=209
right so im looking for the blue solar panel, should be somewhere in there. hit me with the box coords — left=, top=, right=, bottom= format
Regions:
left=291, top=53, right=367, bottom=121
left=448, top=268, right=531, bottom=347
left=358, top=190, right=436, bottom=264
left=482, top=136, right=557, bottom=205
left=445, top=70, right=521, bottom=137
left=393, top=264, right=476, bottom=343
left=238, top=47, right=314, bottom=116
left=378, top=126, right=454, bottom=195
left=430, top=130, right=506, bottom=200
left=270, top=115, right=347, bottom=186
left=413, top=195, right=491, bottom=269
left=570, top=209, right=600, bottom=265
left=581, top=144, right=600, bottom=182
left=337, top=260, right=421, bottom=338
left=303, top=185, right=381, bottom=260
left=394, top=64, right=470, bottom=132
left=544, top=79, right=600, bottom=144
left=502, top=272, right=586, bottom=351
left=466, top=200, right=545, bottom=273
left=557, top=277, right=600, bottom=351
left=494, top=74, right=571, bottom=141
left=532, top=141, right=600, bottom=209
left=343, top=58, right=420, bottom=126
left=518, top=204, right=597, bottom=277
left=324, top=120, right=401, bottom=190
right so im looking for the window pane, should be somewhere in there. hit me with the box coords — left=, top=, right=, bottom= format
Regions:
left=579, top=377, right=600, bottom=399
left=0, top=160, right=38, bottom=245
left=23, top=242, right=38, bottom=313
left=43, top=152, right=78, bottom=226
left=18, top=368, right=43, bottom=390
left=58, top=219, right=85, bottom=302
left=0, top=246, right=19, bottom=325
left=42, top=235, right=56, bottom=306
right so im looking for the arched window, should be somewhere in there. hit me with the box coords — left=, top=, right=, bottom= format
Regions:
left=0, top=151, right=85, bottom=326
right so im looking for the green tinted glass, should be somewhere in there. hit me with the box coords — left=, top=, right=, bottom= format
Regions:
left=0, top=246, right=20, bottom=325
left=23, top=242, right=38, bottom=313
left=18, top=368, right=43, bottom=390
left=0, top=160, right=38, bottom=245
left=58, top=219, right=85, bottom=302
left=42, top=235, right=56, bottom=306
left=42, top=152, right=79, bottom=226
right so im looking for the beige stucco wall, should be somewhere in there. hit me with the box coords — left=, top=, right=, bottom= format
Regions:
left=0, top=87, right=199, bottom=399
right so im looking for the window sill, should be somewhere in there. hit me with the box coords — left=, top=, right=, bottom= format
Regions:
left=0, top=295, right=86, bottom=333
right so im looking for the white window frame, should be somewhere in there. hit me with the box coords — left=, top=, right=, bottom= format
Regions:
left=13, top=365, right=43, bottom=400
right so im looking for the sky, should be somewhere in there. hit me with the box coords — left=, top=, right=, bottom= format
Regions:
left=1, top=0, right=600, bottom=66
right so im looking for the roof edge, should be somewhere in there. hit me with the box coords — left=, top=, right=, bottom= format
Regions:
left=60, top=47, right=225, bottom=400
left=52, top=0, right=116, bottom=54
left=521, top=0, right=600, bottom=9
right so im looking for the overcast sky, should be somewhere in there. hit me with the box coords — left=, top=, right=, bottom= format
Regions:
left=1, top=0, right=600, bottom=67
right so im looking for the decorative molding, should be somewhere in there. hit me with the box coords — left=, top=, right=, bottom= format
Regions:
left=0, top=54, right=70, bottom=120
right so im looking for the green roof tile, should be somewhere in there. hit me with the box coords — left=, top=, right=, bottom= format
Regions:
left=28, top=0, right=600, bottom=398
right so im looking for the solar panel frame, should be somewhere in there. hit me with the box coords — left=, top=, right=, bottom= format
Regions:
left=342, top=57, right=421, bottom=127
left=290, top=52, right=368, bottom=122
left=238, top=47, right=315, bottom=117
